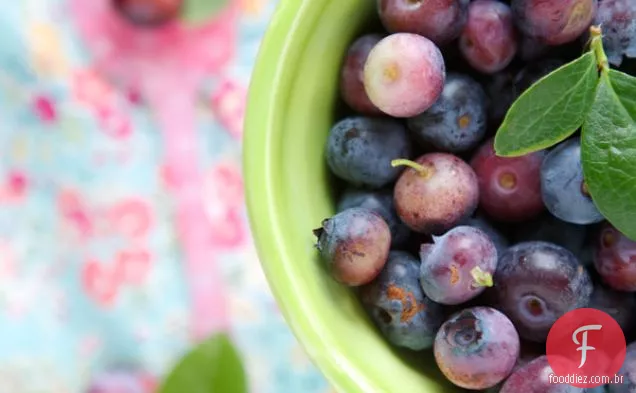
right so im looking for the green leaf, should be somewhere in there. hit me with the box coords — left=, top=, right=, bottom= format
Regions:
left=159, top=333, right=247, bottom=393
left=581, top=71, right=636, bottom=241
left=181, top=0, right=229, bottom=25
left=607, top=69, right=636, bottom=115
left=494, top=52, right=598, bottom=157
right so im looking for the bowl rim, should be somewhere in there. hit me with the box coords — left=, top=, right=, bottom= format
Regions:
left=243, top=1, right=367, bottom=392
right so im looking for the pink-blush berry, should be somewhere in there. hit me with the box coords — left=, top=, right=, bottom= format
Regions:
left=460, top=0, right=518, bottom=74
left=512, top=0, right=598, bottom=46
left=364, top=33, right=445, bottom=118
left=340, top=34, right=384, bottom=115
left=377, top=0, right=469, bottom=45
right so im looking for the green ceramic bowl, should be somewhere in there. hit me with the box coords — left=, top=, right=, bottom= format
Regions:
left=244, top=0, right=459, bottom=392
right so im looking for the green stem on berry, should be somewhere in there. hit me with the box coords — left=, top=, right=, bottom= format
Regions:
left=470, top=267, right=493, bottom=288
left=391, top=159, right=433, bottom=178
left=589, top=25, right=610, bottom=75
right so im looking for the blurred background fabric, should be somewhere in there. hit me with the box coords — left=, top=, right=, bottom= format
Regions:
left=0, top=0, right=330, bottom=392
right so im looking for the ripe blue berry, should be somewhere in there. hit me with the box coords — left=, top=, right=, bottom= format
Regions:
left=493, top=241, right=593, bottom=342
left=407, top=73, right=487, bottom=153
left=360, top=251, right=445, bottom=350
left=326, top=117, right=412, bottom=189
left=434, top=307, right=520, bottom=390
left=541, top=138, right=604, bottom=225
left=594, top=0, right=636, bottom=67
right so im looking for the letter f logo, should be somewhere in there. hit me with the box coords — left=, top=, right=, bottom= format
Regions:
left=573, top=325, right=603, bottom=368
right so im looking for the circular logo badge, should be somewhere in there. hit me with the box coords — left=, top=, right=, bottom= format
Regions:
left=547, top=308, right=626, bottom=388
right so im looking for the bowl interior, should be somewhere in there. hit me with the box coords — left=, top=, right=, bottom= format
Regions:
left=244, top=0, right=459, bottom=391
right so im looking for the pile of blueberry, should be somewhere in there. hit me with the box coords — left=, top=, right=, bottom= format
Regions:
left=313, top=1, right=636, bottom=392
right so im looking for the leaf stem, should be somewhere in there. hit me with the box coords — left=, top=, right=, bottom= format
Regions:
left=590, top=25, right=610, bottom=74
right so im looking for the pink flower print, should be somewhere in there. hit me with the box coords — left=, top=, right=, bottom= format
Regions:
left=73, top=68, right=134, bottom=139
left=209, top=207, right=244, bottom=249
left=205, top=162, right=244, bottom=207
left=184, top=7, right=238, bottom=74
left=70, top=0, right=239, bottom=90
left=115, top=249, right=152, bottom=286
left=211, top=78, right=246, bottom=139
left=33, top=95, right=57, bottom=123
left=96, top=105, right=133, bottom=139
left=106, top=199, right=152, bottom=239
left=159, top=164, right=179, bottom=190
left=72, top=68, right=115, bottom=111
left=139, top=374, right=157, bottom=393
left=127, top=87, right=142, bottom=105
left=203, top=162, right=245, bottom=248
left=0, top=171, right=28, bottom=203
left=58, top=189, right=93, bottom=239
left=82, top=259, right=122, bottom=307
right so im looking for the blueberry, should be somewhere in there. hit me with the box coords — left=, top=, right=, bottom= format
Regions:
left=393, top=153, right=479, bottom=235
left=340, top=34, right=384, bottom=115
left=364, top=33, right=446, bottom=118
left=518, top=35, right=550, bottom=62
left=326, top=117, right=411, bottom=189
left=459, top=214, right=510, bottom=257
left=113, top=0, right=182, bottom=27
left=609, top=341, right=636, bottom=393
left=434, top=307, right=520, bottom=390
left=359, top=251, right=445, bottom=350
left=460, top=0, right=518, bottom=74
left=481, top=341, right=544, bottom=392
left=493, top=241, right=593, bottom=342
left=541, top=138, right=605, bottom=225
left=500, top=355, right=586, bottom=392
left=314, top=208, right=391, bottom=286
left=512, top=213, right=587, bottom=257
left=377, top=0, right=469, bottom=45
left=407, top=73, right=487, bottom=153
left=471, top=138, right=545, bottom=222
left=589, top=285, right=636, bottom=332
left=484, top=69, right=518, bottom=124
left=594, top=223, right=636, bottom=292
left=594, top=0, right=636, bottom=67
left=337, top=188, right=411, bottom=247
left=512, top=0, right=598, bottom=45
left=420, top=226, right=498, bottom=305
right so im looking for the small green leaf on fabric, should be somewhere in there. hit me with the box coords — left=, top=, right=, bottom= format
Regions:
left=159, top=333, right=247, bottom=393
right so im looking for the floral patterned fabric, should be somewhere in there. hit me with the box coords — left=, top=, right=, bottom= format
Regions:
left=0, top=1, right=330, bottom=392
